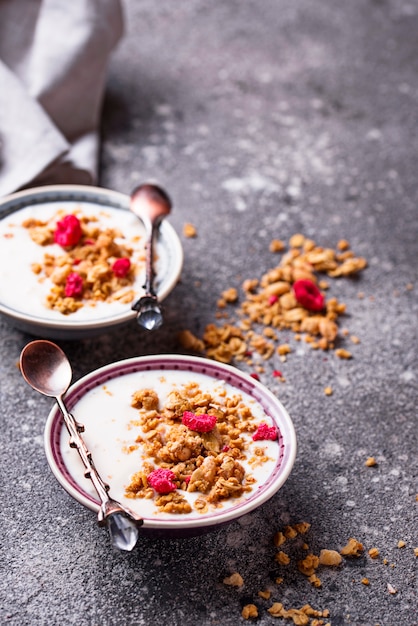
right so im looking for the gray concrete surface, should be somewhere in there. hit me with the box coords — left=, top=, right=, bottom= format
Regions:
left=1, top=1, right=417, bottom=625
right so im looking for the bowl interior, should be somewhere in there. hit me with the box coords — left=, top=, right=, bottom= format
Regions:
left=44, top=354, right=297, bottom=536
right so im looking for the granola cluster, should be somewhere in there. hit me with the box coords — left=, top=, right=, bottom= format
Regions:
left=23, top=209, right=143, bottom=314
left=124, top=380, right=278, bottom=514
left=179, top=234, right=367, bottom=366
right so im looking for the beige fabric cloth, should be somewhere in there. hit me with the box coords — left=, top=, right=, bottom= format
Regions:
left=0, top=0, right=124, bottom=197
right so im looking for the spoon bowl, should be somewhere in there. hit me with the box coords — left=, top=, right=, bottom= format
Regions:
left=20, top=340, right=72, bottom=398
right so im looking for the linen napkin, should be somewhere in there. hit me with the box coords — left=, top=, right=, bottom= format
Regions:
left=0, top=0, right=124, bottom=197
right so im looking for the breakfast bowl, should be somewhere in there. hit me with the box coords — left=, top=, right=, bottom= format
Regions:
left=0, top=184, right=183, bottom=339
left=44, top=354, right=297, bottom=538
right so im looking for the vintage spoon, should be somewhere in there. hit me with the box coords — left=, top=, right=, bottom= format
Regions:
left=20, top=340, right=143, bottom=551
left=130, top=183, right=172, bottom=330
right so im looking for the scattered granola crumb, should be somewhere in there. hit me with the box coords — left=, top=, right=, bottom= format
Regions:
left=223, top=572, right=244, bottom=587
left=337, top=239, right=350, bottom=251
left=269, top=238, right=285, bottom=253
left=340, top=538, right=364, bottom=557
left=177, top=329, right=205, bottom=352
left=268, top=601, right=329, bottom=624
left=361, top=577, right=370, bottom=586
left=365, top=457, right=377, bottom=467
left=275, top=551, right=291, bottom=566
left=335, top=348, right=352, bottom=359
left=324, top=386, right=333, bottom=396
left=293, top=522, right=311, bottom=534
left=387, top=583, right=397, bottom=595
left=319, top=549, right=343, bottom=566
left=222, top=287, right=239, bottom=303
left=397, top=540, right=406, bottom=548
left=308, top=573, right=322, bottom=588
left=297, top=554, right=320, bottom=576
left=368, top=547, right=380, bottom=559
left=413, top=548, right=418, bottom=557
left=273, top=531, right=286, bottom=547
left=242, top=604, right=258, bottom=619
left=258, top=589, right=271, bottom=600
left=284, top=525, right=298, bottom=539
left=183, top=222, right=197, bottom=238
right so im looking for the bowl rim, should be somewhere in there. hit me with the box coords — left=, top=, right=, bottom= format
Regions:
left=44, top=353, right=297, bottom=531
left=0, top=183, right=183, bottom=332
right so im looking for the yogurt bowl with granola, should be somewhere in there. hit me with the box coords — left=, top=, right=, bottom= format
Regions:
left=0, top=185, right=183, bottom=338
left=44, top=354, right=297, bottom=538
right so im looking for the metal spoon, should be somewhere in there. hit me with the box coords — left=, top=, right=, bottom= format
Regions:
left=130, top=182, right=172, bottom=330
left=20, top=340, right=143, bottom=551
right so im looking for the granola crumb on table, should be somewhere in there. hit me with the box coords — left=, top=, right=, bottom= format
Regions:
left=241, top=604, right=258, bottom=619
left=178, top=233, right=367, bottom=368
left=223, top=572, right=244, bottom=587
left=183, top=222, right=197, bottom=238
left=340, top=537, right=364, bottom=557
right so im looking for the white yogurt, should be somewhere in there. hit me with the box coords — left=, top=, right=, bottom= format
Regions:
left=61, top=369, right=281, bottom=521
left=0, top=202, right=150, bottom=321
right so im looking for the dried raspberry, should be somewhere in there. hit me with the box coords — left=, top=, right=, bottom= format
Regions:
left=112, top=257, right=131, bottom=278
left=252, top=422, right=278, bottom=441
left=268, top=294, right=278, bottom=305
left=64, top=272, right=83, bottom=298
left=293, top=279, right=325, bottom=311
left=273, top=370, right=282, bottom=378
left=182, top=411, right=217, bottom=432
left=54, top=214, right=82, bottom=247
left=147, top=468, right=177, bottom=493
left=250, top=372, right=260, bottom=380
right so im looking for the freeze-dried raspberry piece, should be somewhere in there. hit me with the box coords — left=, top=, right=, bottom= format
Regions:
left=64, top=272, right=84, bottom=298
left=112, top=257, right=131, bottom=277
left=147, top=468, right=177, bottom=493
left=182, top=411, right=217, bottom=432
left=54, top=214, right=82, bottom=247
left=293, top=279, right=325, bottom=311
left=252, top=422, right=278, bottom=441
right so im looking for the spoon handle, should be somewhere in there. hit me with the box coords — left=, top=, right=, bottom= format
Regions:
left=57, top=396, right=110, bottom=503
left=142, top=218, right=161, bottom=297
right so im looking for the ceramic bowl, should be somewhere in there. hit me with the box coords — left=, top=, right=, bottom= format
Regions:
left=44, top=354, right=297, bottom=538
left=0, top=184, right=183, bottom=339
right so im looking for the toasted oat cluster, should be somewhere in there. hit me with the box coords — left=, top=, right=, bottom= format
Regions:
left=23, top=209, right=142, bottom=314
left=125, top=380, right=278, bottom=514
left=179, top=233, right=367, bottom=365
